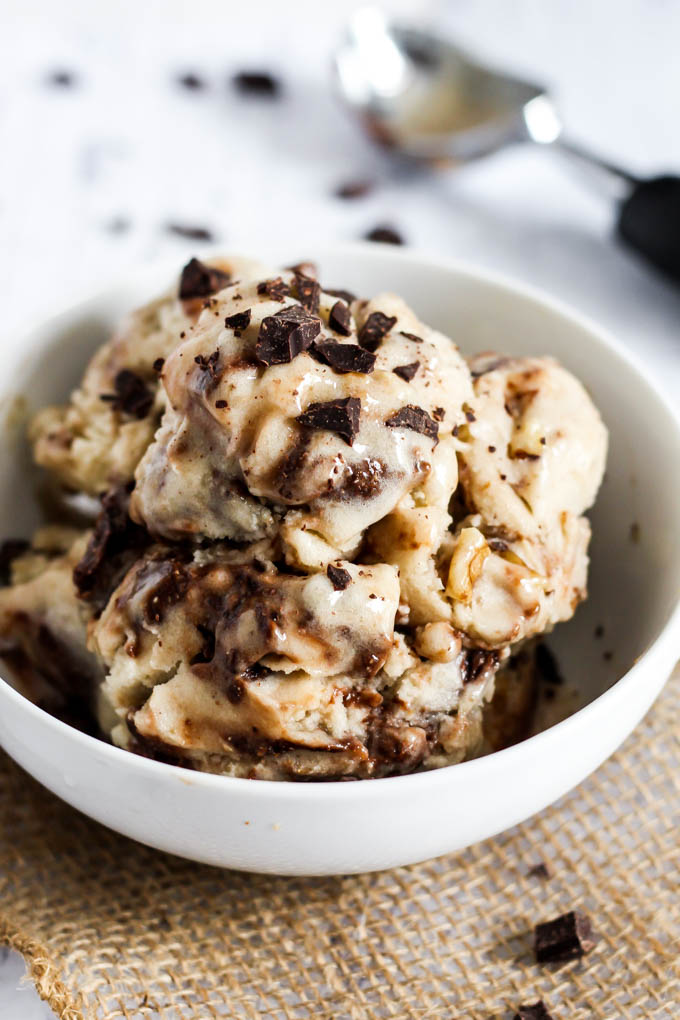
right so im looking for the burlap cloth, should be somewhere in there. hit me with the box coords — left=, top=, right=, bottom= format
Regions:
left=1, top=670, right=678, bottom=1020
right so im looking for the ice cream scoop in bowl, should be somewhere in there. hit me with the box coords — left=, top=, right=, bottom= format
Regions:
left=0, top=243, right=678, bottom=874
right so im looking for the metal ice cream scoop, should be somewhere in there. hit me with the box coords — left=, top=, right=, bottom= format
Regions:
left=334, top=8, right=680, bottom=285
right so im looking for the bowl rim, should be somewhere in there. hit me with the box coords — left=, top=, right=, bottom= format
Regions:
left=2, top=241, right=680, bottom=800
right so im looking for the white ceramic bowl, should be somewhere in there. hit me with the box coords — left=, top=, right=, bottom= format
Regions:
left=1, top=244, right=679, bottom=875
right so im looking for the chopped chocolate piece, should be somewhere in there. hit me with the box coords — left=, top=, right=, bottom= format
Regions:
left=0, top=539, right=30, bottom=586
left=153, top=358, right=165, bottom=374
left=536, top=643, right=563, bottom=686
left=224, top=308, right=252, bottom=331
left=327, top=563, right=351, bottom=590
left=328, top=300, right=352, bottom=336
left=100, top=369, right=154, bottom=419
left=385, top=404, right=439, bottom=443
left=256, top=307, right=320, bottom=366
left=166, top=222, right=214, bottom=242
left=358, top=311, right=397, bottom=352
left=257, top=277, right=291, bottom=302
left=534, top=910, right=598, bottom=964
left=432, top=406, right=445, bottom=422
left=215, top=399, right=227, bottom=409
left=194, top=350, right=220, bottom=379
left=47, top=69, right=77, bottom=88
left=364, top=224, right=404, bottom=245
left=295, top=272, right=321, bottom=314
left=326, top=287, right=357, bottom=305
left=177, top=72, right=205, bottom=91
left=513, top=1002, right=554, bottom=1020
left=287, top=261, right=317, bottom=279
left=179, top=257, right=231, bottom=300
left=400, top=330, right=423, bottom=343
left=528, top=862, right=551, bottom=880
left=335, top=179, right=374, bottom=200
left=312, top=341, right=375, bottom=375
left=296, top=397, right=361, bottom=446
left=392, top=361, right=420, bottom=382
left=232, top=71, right=281, bottom=97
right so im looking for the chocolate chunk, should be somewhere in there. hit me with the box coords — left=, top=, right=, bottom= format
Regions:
left=295, top=272, right=320, bottom=314
left=534, top=910, right=598, bottom=964
left=392, top=361, right=420, bottom=382
left=153, top=358, right=165, bottom=374
left=73, top=486, right=149, bottom=610
left=432, top=406, right=445, bottom=422
left=287, top=261, right=317, bottom=279
left=179, top=257, right=231, bottom=300
left=224, top=308, right=251, bottom=332
left=513, top=1002, right=554, bottom=1020
left=326, top=288, right=357, bottom=305
left=215, top=399, right=227, bottom=409
left=257, top=277, right=291, bottom=302
left=166, top=222, right=214, bottom=242
left=256, top=307, right=320, bottom=365
left=177, top=72, right=205, bottom=91
left=100, top=369, right=154, bottom=419
left=296, top=397, right=361, bottom=446
left=194, top=350, right=220, bottom=379
left=327, top=563, right=351, bottom=590
left=358, top=311, right=397, bottom=352
left=400, top=330, right=423, bottom=343
left=328, top=300, right=352, bottom=336
left=364, top=224, right=404, bottom=245
left=0, top=539, right=30, bottom=586
left=528, top=862, right=551, bottom=880
left=385, top=404, right=439, bottom=443
left=47, top=69, right=76, bottom=88
left=536, top=643, right=563, bottom=686
left=232, top=71, right=281, bottom=97
left=335, top=180, right=374, bottom=200
left=312, top=341, right=375, bottom=375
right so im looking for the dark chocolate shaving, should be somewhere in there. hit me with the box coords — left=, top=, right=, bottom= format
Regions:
left=99, top=369, right=154, bottom=419
left=385, top=404, right=439, bottom=443
left=296, top=397, right=361, bottom=446
left=179, top=258, right=231, bottom=300
left=0, top=539, right=30, bottom=586
left=73, top=486, right=149, bottom=611
left=256, top=306, right=320, bottom=366
left=513, top=1002, right=555, bottom=1020
left=358, top=311, right=397, bottom=352
left=328, top=300, right=352, bottom=336
left=392, top=361, right=420, bottom=382
left=294, top=273, right=320, bottom=314
left=327, top=563, right=351, bottom=590
left=400, top=330, right=423, bottom=343
left=166, top=223, right=214, bottom=242
left=232, top=71, right=281, bottom=97
left=312, top=341, right=375, bottom=375
left=364, top=225, right=404, bottom=245
left=534, top=910, right=598, bottom=964
left=257, top=277, right=291, bottom=302
left=224, top=308, right=251, bottom=331
left=194, top=350, right=220, bottom=379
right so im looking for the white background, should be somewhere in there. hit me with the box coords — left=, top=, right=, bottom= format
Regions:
left=1, top=1, right=679, bottom=1015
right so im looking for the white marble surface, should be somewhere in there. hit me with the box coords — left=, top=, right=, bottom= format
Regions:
left=1, top=1, right=678, bottom=1015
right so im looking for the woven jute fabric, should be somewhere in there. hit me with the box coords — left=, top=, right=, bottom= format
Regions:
left=1, top=671, right=678, bottom=1020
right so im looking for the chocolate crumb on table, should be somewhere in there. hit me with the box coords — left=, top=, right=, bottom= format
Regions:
left=513, top=1002, right=555, bottom=1020
left=527, top=862, right=551, bottom=880
left=335, top=180, right=374, bottom=200
left=364, top=224, right=405, bottom=245
left=166, top=223, right=214, bottom=242
left=232, top=71, right=281, bottom=97
left=176, top=72, right=205, bottom=91
left=105, top=216, right=131, bottom=234
left=534, top=909, right=598, bottom=964
left=46, top=69, right=77, bottom=88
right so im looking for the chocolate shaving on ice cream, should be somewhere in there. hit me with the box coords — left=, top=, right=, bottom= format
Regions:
left=312, top=341, right=375, bottom=375
left=256, top=306, right=320, bottom=365
left=385, top=404, right=439, bottom=443
left=358, top=311, right=397, bottom=352
left=179, top=258, right=231, bottom=300
left=296, top=397, right=361, bottom=446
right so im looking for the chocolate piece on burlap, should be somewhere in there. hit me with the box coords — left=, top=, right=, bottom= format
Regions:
left=1, top=667, right=678, bottom=1019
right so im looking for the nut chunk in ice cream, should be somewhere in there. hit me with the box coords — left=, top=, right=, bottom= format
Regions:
left=130, top=270, right=473, bottom=567
left=30, top=256, right=266, bottom=496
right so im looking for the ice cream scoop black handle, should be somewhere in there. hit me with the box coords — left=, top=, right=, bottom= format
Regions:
left=617, top=175, right=680, bottom=285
